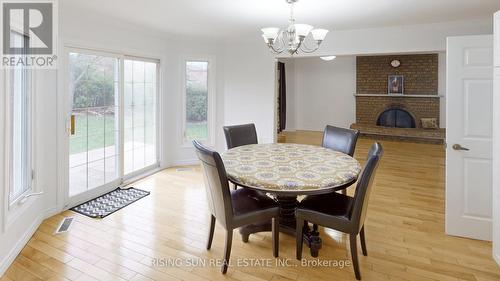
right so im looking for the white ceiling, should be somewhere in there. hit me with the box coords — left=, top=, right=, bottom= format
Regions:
left=63, top=0, right=500, bottom=37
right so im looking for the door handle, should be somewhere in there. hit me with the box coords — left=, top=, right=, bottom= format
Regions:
left=70, top=115, right=76, bottom=135
left=452, top=144, right=469, bottom=151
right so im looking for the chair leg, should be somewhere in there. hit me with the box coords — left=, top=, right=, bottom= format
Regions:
left=341, top=189, right=347, bottom=195
left=207, top=215, right=216, bottom=250
left=349, top=234, right=361, bottom=280
left=233, top=183, right=238, bottom=190
left=222, top=229, right=233, bottom=274
left=360, top=226, right=367, bottom=256
left=296, top=219, right=305, bottom=260
left=272, top=217, right=279, bottom=257
left=312, top=223, right=318, bottom=234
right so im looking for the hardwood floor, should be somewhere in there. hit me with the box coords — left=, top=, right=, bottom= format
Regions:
left=3, top=131, right=500, bottom=281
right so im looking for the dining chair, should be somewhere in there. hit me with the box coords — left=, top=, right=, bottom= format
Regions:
left=295, top=142, right=383, bottom=280
left=322, top=125, right=360, bottom=195
left=322, top=125, right=360, bottom=156
left=223, top=123, right=258, bottom=189
left=193, top=140, right=280, bottom=274
left=223, top=123, right=258, bottom=149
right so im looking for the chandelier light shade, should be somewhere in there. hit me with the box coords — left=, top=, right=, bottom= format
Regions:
left=261, top=0, right=329, bottom=55
left=311, top=29, right=329, bottom=41
left=261, top=27, right=280, bottom=42
left=294, top=24, right=314, bottom=38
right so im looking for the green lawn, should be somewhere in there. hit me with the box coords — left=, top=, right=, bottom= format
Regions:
left=70, top=114, right=116, bottom=154
left=70, top=114, right=155, bottom=154
left=186, top=122, right=208, bottom=141
left=70, top=115, right=204, bottom=155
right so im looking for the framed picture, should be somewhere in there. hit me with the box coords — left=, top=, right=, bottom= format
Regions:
left=388, top=75, right=404, bottom=95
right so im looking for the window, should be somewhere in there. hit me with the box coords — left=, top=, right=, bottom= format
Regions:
left=183, top=59, right=214, bottom=144
left=124, top=58, right=159, bottom=174
left=8, top=31, right=33, bottom=203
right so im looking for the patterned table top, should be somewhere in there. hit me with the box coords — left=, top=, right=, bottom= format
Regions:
left=221, top=143, right=362, bottom=194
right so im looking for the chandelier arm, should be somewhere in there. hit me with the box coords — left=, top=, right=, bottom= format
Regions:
left=268, top=44, right=284, bottom=54
left=299, top=39, right=320, bottom=53
left=300, top=45, right=320, bottom=54
left=270, top=34, right=286, bottom=54
left=269, top=36, right=286, bottom=54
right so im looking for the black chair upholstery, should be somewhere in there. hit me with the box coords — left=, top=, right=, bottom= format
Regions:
left=296, top=143, right=383, bottom=280
left=223, top=123, right=258, bottom=149
left=193, top=140, right=280, bottom=274
left=223, top=123, right=258, bottom=190
left=322, top=125, right=360, bottom=195
left=322, top=125, right=360, bottom=157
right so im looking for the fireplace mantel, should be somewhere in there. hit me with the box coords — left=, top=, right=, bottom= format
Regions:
left=354, top=94, right=443, bottom=98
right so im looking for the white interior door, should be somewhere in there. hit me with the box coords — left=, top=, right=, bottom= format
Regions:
left=493, top=10, right=500, bottom=264
left=446, top=35, right=493, bottom=241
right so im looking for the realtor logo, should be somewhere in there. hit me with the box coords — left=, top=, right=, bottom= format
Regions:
left=1, top=0, right=57, bottom=68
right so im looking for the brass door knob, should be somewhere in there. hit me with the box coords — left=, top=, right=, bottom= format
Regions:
left=452, top=144, right=469, bottom=151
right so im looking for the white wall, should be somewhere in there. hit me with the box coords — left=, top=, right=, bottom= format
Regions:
left=290, top=56, right=356, bottom=131
left=223, top=37, right=277, bottom=144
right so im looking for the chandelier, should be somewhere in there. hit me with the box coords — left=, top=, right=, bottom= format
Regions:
left=261, top=0, right=329, bottom=56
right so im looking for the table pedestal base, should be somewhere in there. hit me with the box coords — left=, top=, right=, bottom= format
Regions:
left=239, top=195, right=322, bottom=257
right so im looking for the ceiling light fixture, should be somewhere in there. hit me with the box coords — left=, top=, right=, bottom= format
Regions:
left=320, top=56, right=336, bottom=61
left=261, top=0, right=329, bottom=56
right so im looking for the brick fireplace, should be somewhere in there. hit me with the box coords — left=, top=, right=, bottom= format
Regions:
left=351, top=54, right=444, bottom=143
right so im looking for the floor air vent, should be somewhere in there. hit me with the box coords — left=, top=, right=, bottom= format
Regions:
left=55, top=217, right=74, bottom=234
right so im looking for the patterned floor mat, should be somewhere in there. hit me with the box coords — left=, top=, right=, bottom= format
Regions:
left=71, top=187, right=150, bottom=218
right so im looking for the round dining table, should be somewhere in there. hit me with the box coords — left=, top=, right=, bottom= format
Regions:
left=221, top=143, right=361, bottom=257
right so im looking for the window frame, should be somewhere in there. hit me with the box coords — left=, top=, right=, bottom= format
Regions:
left=4, top=33, right=36, bottom=208
left=181, top=56, right=216, bottom=147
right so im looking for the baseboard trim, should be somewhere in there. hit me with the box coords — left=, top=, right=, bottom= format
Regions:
left=494, top=252, right=500, bottom=266
left=0, top=206, right=58, bottom=276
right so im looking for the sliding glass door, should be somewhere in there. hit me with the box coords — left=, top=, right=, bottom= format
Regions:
left=68, top=52, right=120, bottom=196
left=67, top=49, right=159, bottom=200
left=124, top=59, right=157, bottom=175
